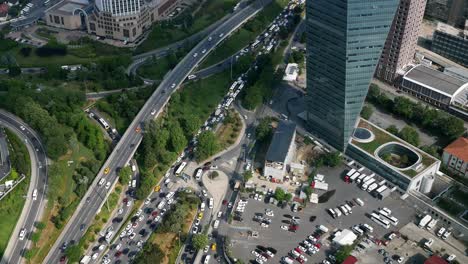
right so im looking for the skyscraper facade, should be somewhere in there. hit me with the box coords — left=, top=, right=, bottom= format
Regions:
left=306, top=0, right=399, bottom=151
left=375, top=0, right=427, bottom=83
left=96, top=0, right=143, bottom=16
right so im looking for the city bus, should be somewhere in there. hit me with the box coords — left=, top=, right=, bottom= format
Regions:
left=98, top=118, right=110, bottom=130
left=175, top=161, right=187, bottom=175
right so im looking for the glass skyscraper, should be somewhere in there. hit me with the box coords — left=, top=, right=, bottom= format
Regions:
left=306, top=0, right=399, bottom=151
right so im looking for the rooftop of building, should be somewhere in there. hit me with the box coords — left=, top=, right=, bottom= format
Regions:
left=265, top=120, right=296, bottom=163
left=444, top=66, right=468, bottom=82
left=436, top=22, right=465, bottom=37
left=424, top=255, right=448, bottom=264
left=351, top=119, right=438, bottom=178
left=46, top=0, right=89, bottom=16
left=444, top=137, right=468, bottom=162
left=404, top=65, right=468, bottom=97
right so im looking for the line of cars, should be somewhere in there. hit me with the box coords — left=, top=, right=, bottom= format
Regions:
left=327, top=198, right=364, bottom=219
left=281, top=226, right=327, bottom=264
left=251, top=245, right=278, bottom=264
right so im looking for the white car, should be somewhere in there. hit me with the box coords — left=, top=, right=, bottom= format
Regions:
left=213, top=220, right=220, bottom=229
left=202, top=49, right=207, bottom=54
left=129, top=232, right=136, bottom=240
left=202, top=189, right=208, bottom=197
left=192, top=226, right=198, bottom=234
left=194, top=219, right=200, bottom=226
left=136, top=209, right=143, bottom=217
left=154, top=215, right=162, bottom=222
left=118, top=208, right=124, bottom=214
left=92, top=253, right=99, bottom=260
left=19, top=228, right=26, bottom=240
left=98, top=178, right=105, bottom=186
left=120, top=230, right=126, bottom=238
left=280, top=225, right=288, bottom=230
left=145, top=198, right=151, bottom=205
left=20, top=125, right=25, bottom=131
left=171, top=83, right=176, bottom=89
left=115, top=243, right=122, bottom=250
left=208, top=36, right=212, bottom=41
left=150, top=109, right=157, bottom=115
left=98, top=244, right=105, bottom=251
left=193, top=53, right=198, bottom=58
left=204, top=246, right=209, bottom=253
left=219, top=33, right=224, bottom=38
left=105, top=181, right=111, bottom=189
left=447, top=254, right=456, bottom=261
left=138, top=215, right=144, bottom=222
left=217, top=211, right=223, bottom=218
left=103, top=258, right=111, bottom=264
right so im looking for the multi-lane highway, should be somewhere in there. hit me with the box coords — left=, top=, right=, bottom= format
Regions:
left=44, top=1, right=272, bottom=263
left=0, top=110, right=48, bottom=264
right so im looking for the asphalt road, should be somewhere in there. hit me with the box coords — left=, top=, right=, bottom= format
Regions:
left=0, top=127, right=11, bottom=181
left=10, top=0, right=57, bottom=29
left=43, top=1, right=272, bottom=263
left=0, top=110, right=48, bottom=264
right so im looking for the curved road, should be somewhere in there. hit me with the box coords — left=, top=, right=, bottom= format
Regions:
left=0, top=110, right=48, bottom=264
left=44, top=1, right=272, bottom=263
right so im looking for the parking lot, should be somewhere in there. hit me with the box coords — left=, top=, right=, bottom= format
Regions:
left=222, top=163, right=419, bottom=263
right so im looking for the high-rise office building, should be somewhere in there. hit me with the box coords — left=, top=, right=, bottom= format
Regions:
left=375, top=0, right=427, bottom=83
left=306, top=0, right=399, bottom=151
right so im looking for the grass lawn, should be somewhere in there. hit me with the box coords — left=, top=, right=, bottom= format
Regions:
left=0, top=129, right=31, bottom=257
left=137, top=57, right=172, bottom=80
left=169, top=71, right=232, bottom=122
left=135, top=0, right=238, bottom=54
left=200, top=0, right=290, bottom=68
left=30, top=138, right=96, bottom=263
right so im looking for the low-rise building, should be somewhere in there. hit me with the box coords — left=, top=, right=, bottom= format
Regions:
left=45, top=0, right=91, bottom=30
left=442, top=137, right=468, bottom=178
left=332, top=229, right=357, bottom=246
left=283, top=63, right=299, bottom=81
left=264, top=121, right=296, bottom=180
left=401, top=65, right=468, bottom=110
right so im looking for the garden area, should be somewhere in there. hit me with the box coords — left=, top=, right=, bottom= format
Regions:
left=216, top=110, right=243, bottom=149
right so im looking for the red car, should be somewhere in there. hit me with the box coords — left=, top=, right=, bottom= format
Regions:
left=296, top=257, right=305, bottom=264
left=59, top=256, right=66, bottom=263
left=295, top=247, right=303, bottom=254
left=314, top=243, right=321, bottom=249
left=123, top=198, right=128, bottom=204
left=151, top=211, right=159, bottom=217
left=115, top=251, right=122, bottom=258
left=222, top=200, right=228, bottom=205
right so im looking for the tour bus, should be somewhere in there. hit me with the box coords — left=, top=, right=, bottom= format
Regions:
left=370, top=213, right=390, bottom=229
left=356, top=174, right=367, bottom=184
left=361, top=223, right=374, bottom=233
left=346, top=168, right=356, bottom=177
left=175, top=162, right=187, bottom=175
left=367, top=183, right=378, bottom=192
left=381, top=207, right=392, bottom=215
left=361, top=177, right=375, bottom=190
left=98, top=118, right=110, bottom=130
left=380, top=213, right=399, bottom=226
left=375, top=185, right=388, bottom=195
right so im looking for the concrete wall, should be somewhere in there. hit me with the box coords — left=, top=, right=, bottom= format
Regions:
left=46, top=12, right=83, bottom=30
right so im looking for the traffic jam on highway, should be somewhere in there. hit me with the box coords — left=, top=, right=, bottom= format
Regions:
left=64, top=0, right=304, bottom=263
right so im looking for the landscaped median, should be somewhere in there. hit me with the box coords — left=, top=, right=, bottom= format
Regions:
left=0, top=129, right=31, bottom=257
left=133, top=192, right=200, bottom=264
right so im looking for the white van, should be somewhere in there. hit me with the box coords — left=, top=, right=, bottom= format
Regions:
left=327, top=208, right=337, bottom=218
left=209, top=198, right=214, bottom=209
left=203, top=255, right=211, bottom=264
left=352, top=225, right=364, bottom=236
left=318, top=225, right=329, bottom=233
left=340, top=205, right=349, bottom=215
left=361, top=223, right=374, bottom=233
left=333, top=208, right=342, bottom=217
left=200, top=202, right=206, bottom=212
left=32, top=189, right=38, bottom=201
left=355, top=198, right=364, bottom=206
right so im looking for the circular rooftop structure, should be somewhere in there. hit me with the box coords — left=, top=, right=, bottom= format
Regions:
left=375, top=142, right=421, bottom=170
left=352, top=127, right=375, bottom=143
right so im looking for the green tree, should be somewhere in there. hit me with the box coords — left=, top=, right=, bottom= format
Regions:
left=360, top=104, right=373, bottom=120
left=30, top=232, right=41, bottom=243
left=243, top=170, right=253, bottom=182
left=274, top=187, right=290, bottom=202
left=35, top=221, right=46, bottom=230
left=386, top=125, right=399, bottom=135
left=398, top=126, right=420, bottom=146
left=335, top=245, right=354, bottom=263
left=168, top=121, right=187, bottom=153
left=255, top=118, right=272, bottom=142
left=291, top=50, right=304, bottom=63
left=192, top=234, right=209, bottom=251
left=118, top=166, right=132, bottom=184
left=180, top=114, right=201, bottom=137
left=393, top=97, right=414, bottom=119
left=209, top=171, right=219, bottom=180
left=65, top=245, right=82, bottom=263
left=194, top=131, right=220, bottom=162
left=133, top=243, right=164, bottom=264
left=320, top=151, right=341, bottom=167
left=8, top=65, right=21, bottom=77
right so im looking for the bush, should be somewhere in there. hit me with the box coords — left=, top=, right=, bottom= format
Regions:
left=35, top=41, right=67, bottom=56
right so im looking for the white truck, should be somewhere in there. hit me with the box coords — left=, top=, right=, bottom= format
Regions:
left=426, top=219, right=438, bottom=230
left=367, top=183, right=378, bottom=192
left=418, top=215, right=432, bottom=228
left=361, top=177, right=375, bottom=190
left=80, top=256, right=91, bottom=264
left=318, top=225, right=329, bottom=233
